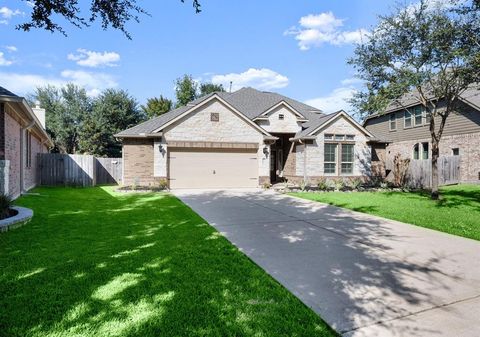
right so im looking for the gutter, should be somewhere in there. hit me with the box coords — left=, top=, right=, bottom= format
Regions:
left=114, top=132, right=163, bottom=139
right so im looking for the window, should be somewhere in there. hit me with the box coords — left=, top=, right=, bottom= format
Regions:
left=452, top=148, right=460, bottom=156
left=404, top=110, right=412, bottom=128
left=278, top=114, right=284, bottom=120
left=425, top=108, right=432, bottom=124
left=334, top=134, right=345, bottom=141
left=414, top=106, right=423, bottom=126
left=389, top=113, right=397, bottom=131
left=422, top=142, right=429, bottom=159
left=346, top=135, right=355, bottom=141
left=324, top=134, right=334, bottom=140
left=413, top=143, right=420, bottom=160
left=341, top=144, right=354, bottom=175
left=324, top=143, right=337, bottom=174
left=26, top=132, right=32, bottom=168
left=210, top=112, right=219, bottom=122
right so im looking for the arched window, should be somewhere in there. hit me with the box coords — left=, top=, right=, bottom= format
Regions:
left=413, top=143, right=420, bottom=160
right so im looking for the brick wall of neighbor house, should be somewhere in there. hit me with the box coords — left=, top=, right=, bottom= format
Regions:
left=385, top=132, right=480, bottom=183
left=24, top=132, right=47, bottom=190
left=162, top=99, right=269, bottom=183
left=123, top=138, right=156, bottom=186
left=4, top=107, right=22, bottom=197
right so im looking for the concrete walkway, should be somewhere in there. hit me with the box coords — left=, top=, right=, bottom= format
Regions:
left=173, top=189, right=480, bottom=337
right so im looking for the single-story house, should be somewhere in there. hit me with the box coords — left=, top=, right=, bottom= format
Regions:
left=116, top=87, right=374, bottom=189
left=0, top=86, right=53, bottom=198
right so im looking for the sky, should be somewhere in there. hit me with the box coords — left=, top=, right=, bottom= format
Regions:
left=0, top=0, right=402, bottom=113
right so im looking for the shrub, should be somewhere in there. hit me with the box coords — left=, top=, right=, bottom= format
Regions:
left=157, top=179, right=169, bottom=190
left=262, top=182, right=272, bottom=189
left=0, top=194, right=12, bottom=220
left=317, top=178, right=328, bottom=191
left=333, top=178, right=345, bottom=191
left=349, top=178, right=363, bottom=190
left=299, top=180, right=308, bottom=191
left=380, top=181, right=389, bottom=189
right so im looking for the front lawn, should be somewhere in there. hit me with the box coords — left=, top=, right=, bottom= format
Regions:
left=0, top=187, right=334, bottom=337
left=290, top=184, right=480, bottom=241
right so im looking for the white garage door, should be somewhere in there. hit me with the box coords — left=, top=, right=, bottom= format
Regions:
left=169, top=148, right=259, bottom=189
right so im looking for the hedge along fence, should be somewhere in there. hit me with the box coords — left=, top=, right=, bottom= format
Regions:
left=37, top=154, right=122, bottom=187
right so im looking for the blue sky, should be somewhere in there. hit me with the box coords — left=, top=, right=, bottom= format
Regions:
left=0, top=0, right=398, bottom=113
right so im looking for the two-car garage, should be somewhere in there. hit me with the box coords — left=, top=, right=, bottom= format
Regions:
left=168, top=147, right=259, bottom=189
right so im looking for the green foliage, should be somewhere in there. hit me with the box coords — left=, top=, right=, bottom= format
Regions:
left=348, top=178, right=363, bottom=190
left=199, top=83, right=225, bottom=97
left=1, top=187, right=334, bottom=336
left=0, top=194, right=12, bottom=220
left=79, top=89, right=145, bottom=157
left=317, top=178, right=329, bottom=191
left=141, top=95, right=172, bottom=118
left=174, top=74, right=198, bottom=107
left=290, top=184, right=480, bottom=241
left=333, top=179, right=345, bottom=191
left=16, top=0, right=201, bottom=39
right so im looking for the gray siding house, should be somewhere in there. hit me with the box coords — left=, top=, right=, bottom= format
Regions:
left=364, top=87, right=480, bottom=183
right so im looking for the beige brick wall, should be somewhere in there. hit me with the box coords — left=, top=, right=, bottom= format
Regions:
left=385, top=132, right=480, bottom=183
left=256, top=105, right=303, bottom=134
left=123, top=138, right=156, bottom=186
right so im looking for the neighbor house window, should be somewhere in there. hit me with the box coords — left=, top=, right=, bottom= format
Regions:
left=404, top=110, right=412, bottom=128
left=324, top=134, right=334, bottom=140
left=324, top=143, right=337, bottom=174
left=422, top=142, right=429, bottom=159
left=210, top=112, right=219, bottom=122
left=414, top=106, right=423, bottom=126
left=341, top=144, right=354, bottom=175
left=413, top=143, right=420, bottom=160
left=278, top=114, right=284, bottom=120
left=390, top=113, right=397, bottom=131
left=452, top=148, right=460, bottom=156
left=425, top=108, right=432, bottom=124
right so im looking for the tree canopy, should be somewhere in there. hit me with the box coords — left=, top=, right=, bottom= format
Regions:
left=141, top=96, right=173, bottom=118
left=199, top=83, right=225, bottom=96
left=17, top=0, right=201, bottom=39
left=349, top=0, right=480, bottom=198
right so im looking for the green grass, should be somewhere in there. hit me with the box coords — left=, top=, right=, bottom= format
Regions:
left=0, top=187, right=334, bottom=337
left=290, top=184, right=480, bottom=241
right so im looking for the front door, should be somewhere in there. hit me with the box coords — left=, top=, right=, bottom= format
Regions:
left=270, top=149, right=277, bottom=183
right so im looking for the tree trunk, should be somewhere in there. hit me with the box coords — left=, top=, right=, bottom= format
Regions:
left=431, top=140, right=440, bottom=200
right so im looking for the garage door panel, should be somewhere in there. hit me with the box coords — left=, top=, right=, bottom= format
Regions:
left=169, top=149, right=259, bottom=189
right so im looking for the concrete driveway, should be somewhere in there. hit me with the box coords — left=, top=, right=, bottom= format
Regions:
left=173, top=189, right=480, bottom=337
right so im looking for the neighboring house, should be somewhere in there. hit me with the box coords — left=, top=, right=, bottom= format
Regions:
left=116, top=87, right=373, bottom=189
left=364, top=87, right=480, bottom=183
left=0, top=86, right=53, bottom=199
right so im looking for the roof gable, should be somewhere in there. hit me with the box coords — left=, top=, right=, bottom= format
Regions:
left=254, top=100, right=307, bottom=120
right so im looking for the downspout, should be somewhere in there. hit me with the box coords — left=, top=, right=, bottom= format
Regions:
left=298, top=139, right=307, bottom=183
left=20, top=120, right=35, bottom=194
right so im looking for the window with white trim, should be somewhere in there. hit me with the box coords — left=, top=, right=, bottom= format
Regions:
left=414, top=106, right=423, bottom=126
left=341, top=144, right=354, bottom=174
left=422, top=142, right=429, bottom=159
left=324, top=143, right=337, bottom=174
left=413, top=143, right=420, bottom=160
left=389, top=113, right=397, bottom=131
left=404, top=110, right=412, bottom=128
left=324, top=134, right=334, bottom=140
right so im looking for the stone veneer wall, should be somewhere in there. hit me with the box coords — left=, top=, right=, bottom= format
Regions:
left=5, top=108, right=21, bottom=198
left=122, top=138, right=158, bottom=186
left=385, top=132, right=480, bottom=183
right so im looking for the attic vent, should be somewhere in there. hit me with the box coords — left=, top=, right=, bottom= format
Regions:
left=211, top=113, right=219, bottom=122
left=279, top=114, right=285, bottom=120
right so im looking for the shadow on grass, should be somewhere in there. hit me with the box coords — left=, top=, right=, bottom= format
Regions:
left=0, top=187, right=334, bottom=337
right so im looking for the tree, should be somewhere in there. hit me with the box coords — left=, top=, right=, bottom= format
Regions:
left=32, top=84, right=90, bottom=153
left=79, top=89, right=145, bottom=157
left=141, top=96, right=172, bottom=118
left=174, top=74, right=198, bottom=107
left=17, top=0, right=201, bottom=39
left=199, top=83, right=225, bottom=97
left=349, top=0, right=480, bottom=199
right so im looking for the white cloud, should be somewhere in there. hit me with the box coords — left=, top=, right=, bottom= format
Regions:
left=5, top=45, right=17, bottom=52
left=211, top=68, right=289, bottom=91
left=0, top=70, right=118, bottom=97
left=67, top=49, right=120, bottom=68
left=285, top=11, right=369, bottom=50
left=305, top=78, right=363, bottom=113
left=0, top=6, right=23, bottom=24
left=0, top=52, right=13, bottom=66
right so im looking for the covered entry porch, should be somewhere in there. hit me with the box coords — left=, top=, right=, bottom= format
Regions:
left=269, top=133, right=296, bottom=184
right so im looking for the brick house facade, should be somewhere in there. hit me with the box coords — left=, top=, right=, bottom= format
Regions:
left=0, top=86, right=53, bottom=199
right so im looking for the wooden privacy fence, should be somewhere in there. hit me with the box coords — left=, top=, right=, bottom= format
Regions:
left=38, top=154, right=122, bottom=186
left=406, top=155, right=460, bottom=188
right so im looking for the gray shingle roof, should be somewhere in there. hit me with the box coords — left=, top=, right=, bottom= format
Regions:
left=0, top=86, right=19, bottom=98
left=116, top=87, right=324, bottom=137
left=294, top=111, right=343, bottom=139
